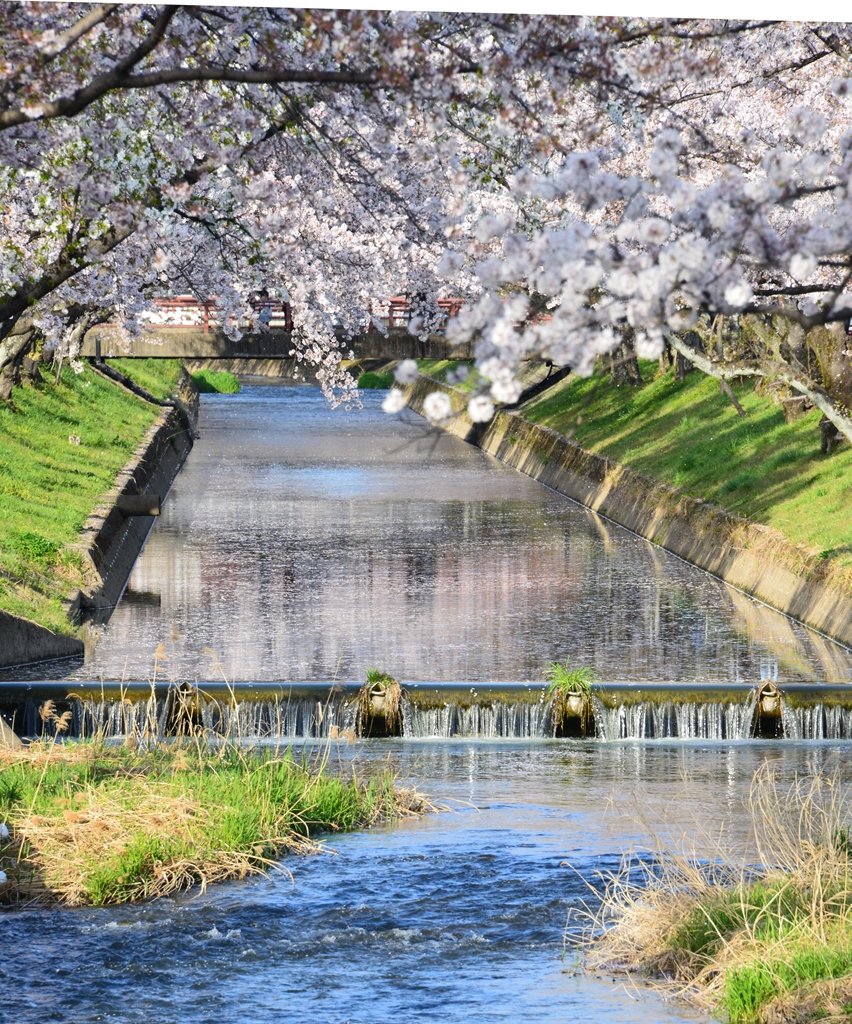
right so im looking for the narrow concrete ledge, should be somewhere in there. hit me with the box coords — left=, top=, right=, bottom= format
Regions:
left=0, top=609, right=84, bottom=670
left=184, top=357, right=302, bottom=378
left=406, top=375, right=852, bottom=649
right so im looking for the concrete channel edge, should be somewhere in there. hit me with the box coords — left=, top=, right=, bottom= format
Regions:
left=0, top=371, right=199, bottom=669
left=405, top=374, right=852, bottom=649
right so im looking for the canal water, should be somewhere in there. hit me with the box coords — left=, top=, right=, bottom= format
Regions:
left=9, top=739, right=849, bottom=1024
left=7, top=384, right=852, bottom=1022
left=73, top=383, right=852, bottom=685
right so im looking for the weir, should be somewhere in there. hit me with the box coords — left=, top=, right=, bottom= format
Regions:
left=6, top=384, right=852, bottom=744
left=3, top=681, right=852, bottom=742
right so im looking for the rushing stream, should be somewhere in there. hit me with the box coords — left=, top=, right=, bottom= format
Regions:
left=6, top=383, right=852, bottom=1023
left=6, top=741, right=851, bottom=1024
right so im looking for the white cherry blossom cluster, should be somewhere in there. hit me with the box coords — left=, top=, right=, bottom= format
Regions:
left=2, top=11, right=852, bottom=432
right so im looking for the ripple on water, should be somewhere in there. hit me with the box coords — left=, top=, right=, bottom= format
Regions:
left=4, top=741, right=822, bottom=1023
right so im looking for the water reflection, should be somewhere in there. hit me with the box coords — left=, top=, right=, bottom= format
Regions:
left=73, top=383, right=852, bottom=684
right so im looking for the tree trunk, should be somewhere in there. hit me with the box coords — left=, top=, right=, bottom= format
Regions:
left=666, top=331, right=852, bottom=450
left=0, top=317, right=37, bottom=401
left=675, top=330, right=704, bottom=381
left=609, top=331, right=642, bottom=386
left=806, top=323, right=852, bottom=411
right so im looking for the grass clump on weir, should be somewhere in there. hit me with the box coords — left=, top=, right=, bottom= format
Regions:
left=543, top=658, right=595, bottom=698
left=584, top=763, right=852, bottom=1023
left=0, top=358, right=184, bottom=633
left=190, top=368, right=241, bottom=393
left=0, top=727, right=421, bottom=907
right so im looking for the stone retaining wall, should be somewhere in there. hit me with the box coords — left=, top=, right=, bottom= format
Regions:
left=406, top=375, right=852, bottom=649
left=82, top=326, right=474, bottom=361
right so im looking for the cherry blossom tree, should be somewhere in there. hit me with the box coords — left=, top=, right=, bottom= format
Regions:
left=435, top=20, right=852, bottom=445
left=4, top=9, right=852, bottom=447
left=0, top=4, right=490, bottom=401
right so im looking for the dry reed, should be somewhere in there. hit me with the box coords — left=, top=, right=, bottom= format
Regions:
left=580, top=762, right=852, bottom=1023
left=358, top=670, right=403, bottom=734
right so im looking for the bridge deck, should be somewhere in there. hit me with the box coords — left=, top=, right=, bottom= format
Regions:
left=80, top=296, right=473, bottom=360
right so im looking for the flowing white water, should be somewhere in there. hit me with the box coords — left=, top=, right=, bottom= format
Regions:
left=67, top=692, right=852, bottom=742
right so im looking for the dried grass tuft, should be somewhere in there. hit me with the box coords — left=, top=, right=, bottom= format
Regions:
left=359, top=669, right=403, bottom=734
left=0, top=739, right=426, bottom=908
left=580, top=762, right=852, bottom=1022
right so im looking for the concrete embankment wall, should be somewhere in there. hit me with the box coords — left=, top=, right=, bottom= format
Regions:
left=406, top=376, right=852, bottom=648
left=185, top=357, right=302, bottom=378
left=0, top=610, right=84, bottom=668
left=0, top=374, right=199, bottom=669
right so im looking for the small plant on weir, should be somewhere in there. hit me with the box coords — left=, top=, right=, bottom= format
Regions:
left=360, top=668, right=403, bottom=734
left=543, top=659, right=595, bottom=697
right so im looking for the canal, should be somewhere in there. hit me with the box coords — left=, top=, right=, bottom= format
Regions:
left=8, top=382, right=852, bottom=1023
left=75, top=382, right=852, bottom=685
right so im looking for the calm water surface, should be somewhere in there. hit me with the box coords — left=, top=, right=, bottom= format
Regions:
left=74, top=384, right=852, bottom=684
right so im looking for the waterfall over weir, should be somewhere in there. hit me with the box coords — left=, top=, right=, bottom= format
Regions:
left=19, top=682, right=848, bottom=742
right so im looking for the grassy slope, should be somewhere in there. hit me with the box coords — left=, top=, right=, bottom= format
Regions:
left=0, top=359, right=184, bottom=634
left=0, top=740, right=398, bottom=906
left=190, top=367, right=241, bottom=393
left=419, top=359, right=852, bottom=578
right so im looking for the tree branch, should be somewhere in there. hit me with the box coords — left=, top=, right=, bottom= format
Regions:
left=665, top=332, right=852, bottom=445
left=0, top=6, right=178, bottom=129
left=38, top=5, right=122, bottom=62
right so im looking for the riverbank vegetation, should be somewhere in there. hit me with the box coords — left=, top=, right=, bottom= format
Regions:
left=0, top=729, right=422, bottom=907
left=586, top=764, right=852, bottom=1023
left=358, top=370, right=395, bottom=389
left=190, top=368, right=241, bottom=394
left=417, top=358, right=852, bottom=593
left=0, top=359, right=184, bottom=634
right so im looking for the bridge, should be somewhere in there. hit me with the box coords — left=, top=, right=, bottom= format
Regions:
left=79, top=296, right=475, bottom=361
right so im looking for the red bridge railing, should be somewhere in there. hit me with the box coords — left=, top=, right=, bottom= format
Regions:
left=148, top=297, right=293, bottom=333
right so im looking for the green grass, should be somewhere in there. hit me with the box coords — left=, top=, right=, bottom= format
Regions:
left=520, top=363, right=852, bottom=563
left=0, top=359, right=184, bottom=633
left=190, top=368, right=241, bottom=393
left=358, top=370, right=396, bottom=389
left=671, top=882, right=852, bottom=1022
left=724, top=943, right=852, bottom=1022
left=543, top=658, right=595, bottom=697
left=590, top=764, right=852, bottom=1023
left=418, top=359, right=478, bottom=392
left=0, top=739, right=400, bottom=906
left=417, top=357, right=852, bottom=581
left=107, top=358, right=185, bottom=400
